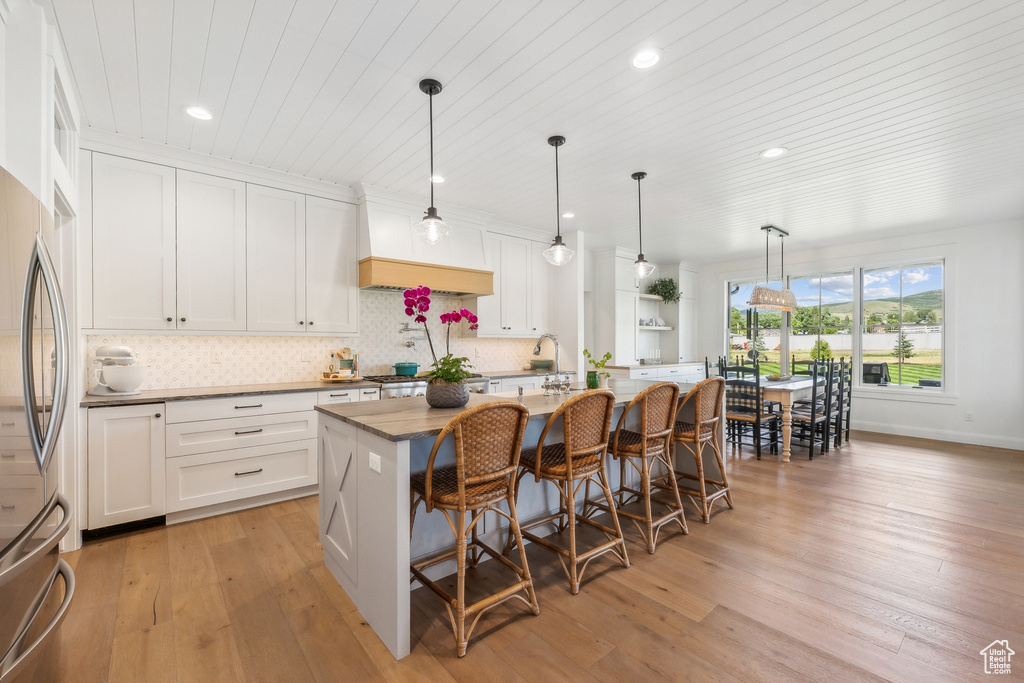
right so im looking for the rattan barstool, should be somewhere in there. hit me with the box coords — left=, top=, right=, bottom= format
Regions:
left=504, top=389, right=630, bottom=595
left=603, top=382, right=688, bottom=554
left=670, top=376, right=732, bottom=523
left=409, top=401, right=540, bottom=657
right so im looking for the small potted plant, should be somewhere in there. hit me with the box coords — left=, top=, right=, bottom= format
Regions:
left=583, top=349, right=612, bottom=389
left=647, top=277, right=680, bottom=303
left=402, top=286, right=480, bottom=408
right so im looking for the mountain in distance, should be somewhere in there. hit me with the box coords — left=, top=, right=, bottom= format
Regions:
left=821, top=289, right=943, bottom=320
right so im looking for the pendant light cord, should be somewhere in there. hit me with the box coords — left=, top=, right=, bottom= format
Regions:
left=781, top=235, right=785, bottom=286
left=428, top=90, right=435, bottom=208
left=636, top=175, right=643, bottom=253
left=554, top=142, right=561, bottom=238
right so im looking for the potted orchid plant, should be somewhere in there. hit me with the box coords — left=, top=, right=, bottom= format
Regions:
left=403, top=285, right=480, bottom=408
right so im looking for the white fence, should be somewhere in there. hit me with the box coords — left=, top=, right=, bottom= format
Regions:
left=746, top=328, right=941, bottom=352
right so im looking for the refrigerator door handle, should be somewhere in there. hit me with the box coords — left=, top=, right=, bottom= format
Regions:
left=0, top=559, right=74, bottom=682
left=0, top=493, right=70, bottom=583
left=20, top=235, right=70, bottom=474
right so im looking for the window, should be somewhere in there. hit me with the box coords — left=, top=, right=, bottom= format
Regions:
left=728, top=281, right=782, bottom=373
left=861, top=263, right=943, bottom=387
left=789, top=272, right=854, bottom=368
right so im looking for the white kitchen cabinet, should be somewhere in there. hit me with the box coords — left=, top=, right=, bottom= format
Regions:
left=614, top=256, right=640, bottom=292
left=246, top=189, right=359, bottom=334
left=165, top=392, right=318, bottom=515
left=529, top=242, right=551, bottom=334
left=470, top=234, right=534, bottom=337
left=92, top=155, right=176, bottom=330
left=246, top=185, right=306, bottom=332
left=500, top=376, right=542, bottom=393
left=176, top=170, right=247, bottom=330
left=87, top=403, right=166, bottom=529
left=317, top=386, right=379, bottom=404
left=305, top=197, right=358, bottom=334
left=614, top=290, right=639, bottom=365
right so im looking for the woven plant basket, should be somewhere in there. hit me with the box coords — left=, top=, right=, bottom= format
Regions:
left=425, top=382, right=470, bottom=409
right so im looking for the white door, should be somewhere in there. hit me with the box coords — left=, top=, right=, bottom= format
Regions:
left=247, top=185, right=306, bottom=332
left=176, top=171, right=246, bottom=331
left=473, top=234, right=504, bottom=337
left=92, top=154, right=176, bottom=329
left=529, top=242, right=549, bottom=335
left=87, top=404, right=166, bottom=529
left=305, top=197, right=358, bottom=334
left=614, top=290, right=639, bottom=365
left=501, top=236, right=531, bottom=336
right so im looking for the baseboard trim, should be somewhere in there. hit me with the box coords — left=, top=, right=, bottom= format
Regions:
left=851, top=422, right=1024, bottom=451
left=165, top=485, right=318, bottom=525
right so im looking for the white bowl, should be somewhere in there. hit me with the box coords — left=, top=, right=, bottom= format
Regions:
left=96, top=365, right=147, bottom=393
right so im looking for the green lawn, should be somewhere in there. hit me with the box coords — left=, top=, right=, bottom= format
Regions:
left=726, top=359, right=942, bottom=386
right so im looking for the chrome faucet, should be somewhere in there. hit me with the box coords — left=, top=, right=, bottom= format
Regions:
left=533, top=333, right=560, bottom=377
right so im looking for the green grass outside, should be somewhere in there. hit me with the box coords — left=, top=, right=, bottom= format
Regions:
left=724, top=349, right=942, bottom=386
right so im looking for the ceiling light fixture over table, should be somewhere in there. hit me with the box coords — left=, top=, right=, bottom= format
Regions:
left=631, top=171, right=655, bottom=279
left=412, top=79, right=451, bottom=246
left=542, top=135, right=574, bottom=266
left=186, top=106, right=212, bottom=120
left=632, top=48, right=662, bottom=69
left=748, top=225, right=797, bottom=312
left=760, top=147, right=788, bottom=159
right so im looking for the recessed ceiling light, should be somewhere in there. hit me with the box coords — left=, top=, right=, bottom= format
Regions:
left=430, top=175, right=445, bottom=183
left=761, top=147, right=788, bottom=159
left=186, top=106, right=212, bottom=120
left=632, top=48, right=662, bottom=69
left=562, top=212, right=574, bottom=218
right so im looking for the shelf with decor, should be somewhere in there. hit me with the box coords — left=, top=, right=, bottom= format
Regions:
left=638, top=325, right=674, bottom=331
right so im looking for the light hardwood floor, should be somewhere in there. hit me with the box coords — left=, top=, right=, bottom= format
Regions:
left=59, top=431, right=1024, bottom=682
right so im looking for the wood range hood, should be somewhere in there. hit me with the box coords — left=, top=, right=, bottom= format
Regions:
left=358, top=257, right=493, bottom=297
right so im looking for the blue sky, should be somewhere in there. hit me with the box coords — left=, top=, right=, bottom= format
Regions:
left=732, top=263, right=942, bottom=311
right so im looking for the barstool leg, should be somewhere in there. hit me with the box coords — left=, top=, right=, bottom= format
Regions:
left=693, top=439, right=710, bottom=523
left=455, top=509, right=468, bottom=657
left=598, top=464, right=630, bottom=568
left=505, top=493, right=540, bottom=616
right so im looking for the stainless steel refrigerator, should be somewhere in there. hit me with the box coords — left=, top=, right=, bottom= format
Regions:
left=0, top=167, right=74, bottom=682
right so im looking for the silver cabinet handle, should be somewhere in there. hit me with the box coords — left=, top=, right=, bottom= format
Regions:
left=234, top=428, right=264, bottom=436
left=1, top=504, right=14, bottom=510
left=234, top=403, right=263, bottom=409
left=1, top=453, right=15, bottom=459
left=329, top=393, right=351, bottom=398
left=1, top=420, right=15, bottom=427
left=235, top=468, right=263, bottom=477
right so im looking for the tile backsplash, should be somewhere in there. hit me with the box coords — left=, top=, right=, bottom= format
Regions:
left=85, top=291, right=543, bottom=390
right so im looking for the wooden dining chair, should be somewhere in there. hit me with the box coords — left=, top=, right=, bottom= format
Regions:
left=790, top=361, right=833, bottom=459
left=723, top=362, right=779, bottom=460
left=603, top=382, right=688, bottom=553
left=836, top=357, right=853, bottom=446
left=669, top=376, right=732, bottom=523
left=505, top=389, right=630, bottom=595
left=410, top=401, right=539, bottom=656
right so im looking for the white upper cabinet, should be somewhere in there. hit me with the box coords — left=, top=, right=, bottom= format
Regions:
left=469, top=233, right=542, bottom=338
left=614, top=255, right=640, bottom=292
left=305, top=196, right=358, bottom=334
left=92, top=155, right=176, bottom=329
left=246, top=185, right=306, bottom=332
left=529, top=242, right=550, bottom=335
left=176, top=171, right=246, bottom=331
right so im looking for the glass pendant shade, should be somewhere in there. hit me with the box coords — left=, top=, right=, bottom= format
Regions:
left=413, top=206, right=450, bottom=245
left=543, top=234, right=574, bottom=266
left=634, top=254, right=656, bottom=279
left=415, top=79, right=450, bottom=245
left=748, top=284, right=797, bottom=311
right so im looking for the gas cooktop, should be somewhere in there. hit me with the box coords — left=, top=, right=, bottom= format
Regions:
left=364, top=373, right=484, bottom=384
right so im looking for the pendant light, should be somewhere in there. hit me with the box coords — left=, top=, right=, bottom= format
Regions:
left=412, top=79, right=451, bottom=245
left=542, top=135, right=574, bottom=266
left=631, top=171, right=656, bottom=279
left=748, top=225, right=797, bottom=311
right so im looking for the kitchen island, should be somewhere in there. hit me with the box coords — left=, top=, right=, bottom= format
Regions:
left=315, top=379, right=697, bottom=659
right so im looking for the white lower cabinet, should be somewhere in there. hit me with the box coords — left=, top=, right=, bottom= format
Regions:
left=318, top=386, right=379, bottom=404
left=87, top=403, right=167, bottom=529
left=165, top=392, right=318, bottom=515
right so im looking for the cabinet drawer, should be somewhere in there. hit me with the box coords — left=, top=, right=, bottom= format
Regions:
left=0, top=475, right=44, bottom=527
left=358, top=387, right=379, bottom=401
left=318, top=389, right=359, bottom=404
left=166, top=411, right=316, bottom=458
left=0, top=410, right=28, bottom=437
left=0, top=437, right=39, bottom=475
left=657, top=366, right=684, bottom=379
left=166, top=392, right=315, bottom=423
left=166, top=439, right=317, bottom=513
left=630, top=368, right=657, bottom=379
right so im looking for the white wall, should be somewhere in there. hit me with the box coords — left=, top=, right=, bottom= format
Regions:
left=696, top=221, right=1024, bottom=450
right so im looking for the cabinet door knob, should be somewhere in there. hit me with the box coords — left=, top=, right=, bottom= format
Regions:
left=308, top=321, right=314, bottom=326
left=166, top=317, right=172, bottom=322
left=299, top=321, right=305, bottom=325
left=154, top=413, right=161, bottom=418
left=180, top=317, right=186, bottom=322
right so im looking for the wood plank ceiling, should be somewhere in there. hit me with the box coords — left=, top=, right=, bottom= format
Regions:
left=47, top=0, right=1024, bottom=263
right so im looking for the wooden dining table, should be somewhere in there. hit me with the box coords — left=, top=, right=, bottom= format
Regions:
left=760, top=376, right=820, bottom=463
